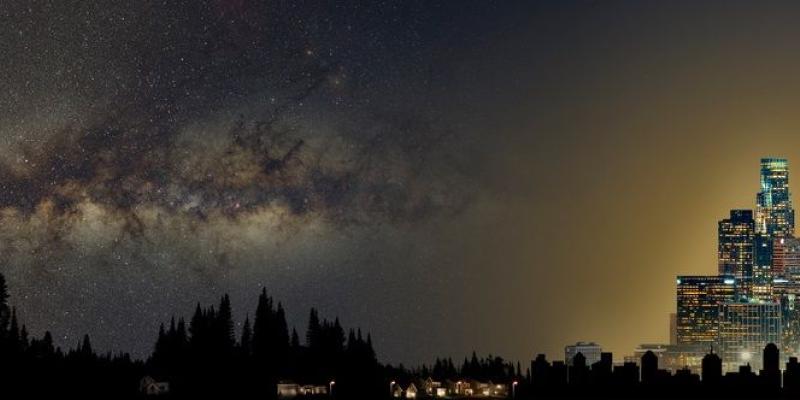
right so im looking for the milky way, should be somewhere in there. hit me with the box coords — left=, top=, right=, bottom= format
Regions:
left=0, top=1, right=484, bottom=360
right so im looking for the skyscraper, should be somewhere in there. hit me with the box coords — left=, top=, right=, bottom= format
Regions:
left=718, top=209, right=755, bottom=298
left=756, top=158, right=794, bottom=237
left=676, top=276, right=736, bottom=345
left=753, top=158, right=795, bottom=300
left=753, top=234, right=775, bottom=300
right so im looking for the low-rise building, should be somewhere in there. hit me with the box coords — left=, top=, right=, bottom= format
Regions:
left=277, top=382, right=328, bottom=398
left=565, top=342, right=602, bottom=366
left=139, top=376, right=170, bottom=396
left=422, top=377, right=443, bottom=396
left=405, top=383, right=418, bottom=398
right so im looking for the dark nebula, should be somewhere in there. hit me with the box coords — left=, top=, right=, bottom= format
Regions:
left=0, top=0, right=481, bottom=362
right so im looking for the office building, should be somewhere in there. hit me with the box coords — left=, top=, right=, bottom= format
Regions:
left=564, top=342, right=601, bottom=366
left=775, top=278, right=800, bottom=357
left=717, top=301, right=782, bottom=371
left=718, top=210, right=755, bottom=298
left=676, top=276, right=735, bottom=345
left=773, top=237, right=800, bottom=279
left=756, top=157, right=794, bottom=237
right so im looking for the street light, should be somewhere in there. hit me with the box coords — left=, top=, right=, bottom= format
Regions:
left=390, top=380, right=396, bottom=398
left=329, top=380, right=335, bottom=397
left=512, top=381, right=518, bottom=399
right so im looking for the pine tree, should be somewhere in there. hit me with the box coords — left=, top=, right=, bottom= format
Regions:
left=189, top=303, right=204, bottom=348
left=8, top=307, right=19, bottom=351
left=42, top=331, right=54, bottom=355
left=274, top=302, right=290, bottom=370
left=332, top=317, right=345, bottom=353
left=217, top=294, right=235, bottom=352
left=365, top=333, right=376, bottom=363
left=154, top=323, right=167, bottom=361
left=240, top=316, right=252, bottom=357
left=19, top=325, right=28, bottom=352
left=347, top=329, right=356, bottom=352
left=290, top=328, right=300, bottom=349
left=306, top=308, right=320, bottom=348
left=252, top=288, right=273, bottom=360
left=81, top=334, right=93, bottom=357
left=176, top=318, right=187, bottom=345
left=0, top=273, right=9, bottom=336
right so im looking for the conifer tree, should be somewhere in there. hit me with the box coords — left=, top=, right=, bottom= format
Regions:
left=240, top=316, right=252, bottom=358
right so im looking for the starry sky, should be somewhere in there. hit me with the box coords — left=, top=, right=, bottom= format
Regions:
left=9, top=0, right=800, bottom=366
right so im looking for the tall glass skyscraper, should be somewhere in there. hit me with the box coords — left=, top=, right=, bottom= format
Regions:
left=718, top=210, right=755, bottom=298
left=751, top=158, right=795, bottom=299
left=756, top=158, right=794, bottom=237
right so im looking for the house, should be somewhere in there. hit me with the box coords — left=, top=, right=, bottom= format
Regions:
left=300, top=385, right=328, bottom=395
left=441, top=379, right=509, bottom=398
left=277, top=381, right=328, bottom=398
left=139, top=376, right=170, bottom=396
left=277, top=382, right=301, bottom=398
left=422, top=377, right=443, bottom=396
left=489, top=382, right=509, bottom=397
left=405, top=383, right=418, bottom=398
left=392, top=383, right=403, bottom=398
left=475, top=381, right=492, bottom=396
left=445, top=380, right=467, bottom=396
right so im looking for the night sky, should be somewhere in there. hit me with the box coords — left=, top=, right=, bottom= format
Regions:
left=7, top=0, right=800, bottom=366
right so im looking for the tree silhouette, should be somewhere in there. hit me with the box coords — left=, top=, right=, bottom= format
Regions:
left=7, top=269, right=799, bottom=399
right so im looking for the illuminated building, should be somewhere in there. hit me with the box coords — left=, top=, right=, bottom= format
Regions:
left=753, top=234, right=775, bottom=300
left=676, top=276, right=735, bottom=345
left=717, top=301, right=782, bottom=372
left=753, top=158, right=795, bottom=299
left=641, top=344, right=707, bottom=374
left=756, top=157, right=794, bottom=237
left=774, top=278, right=800, bottom=357
left=718, top=209, right=755, bottom=298
left=564, top=342, right=601, bottom=366
left=773, top=237, right=800, bottom=279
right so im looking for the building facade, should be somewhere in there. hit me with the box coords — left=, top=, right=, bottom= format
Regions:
left=564, top=342, right=601, bottom=366
left=753, top=234, right=776, bottom=300
left=774, top=278, right=800, bottom=357
left=717, top=301, right=782, bottom=371
left=773, top=237, right=800, bottom=279
left=718, top=209, right=755, bottom=298
left=756, top=157, right=794, bottom=237
left=753, top=158, right=795, bottom=300
left=676, top=276, right=736, bottom=345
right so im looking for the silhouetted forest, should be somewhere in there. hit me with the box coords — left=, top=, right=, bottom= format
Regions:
left=0, top=272, right=391, bottom=398
left=5, top=270, right=800, bottom=399
left=0, top=272, right=517, bottom=398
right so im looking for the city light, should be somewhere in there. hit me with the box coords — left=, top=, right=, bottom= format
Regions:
left=671, top=158, right=800, bottom=375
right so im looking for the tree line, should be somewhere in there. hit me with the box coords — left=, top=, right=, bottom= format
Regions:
left=0, top=272, right=528, bottom=398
